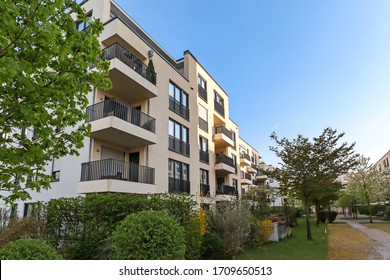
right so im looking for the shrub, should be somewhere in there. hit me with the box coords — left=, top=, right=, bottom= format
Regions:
left=0, top=216, right=46, bottom=248
left=327, top=211, right=338, bottom=223
left=207, top=201, right=252, bottom=258
left=385, top=207, right=390, bottom=221
left=201, top=232, right=225, bottom=260
left=110, top=210, right=186, bottom=260
left=317, top=211, right=327, bottom=223
left=253, top=219, right=273, bottom=245
left=0, top=239, right=62, bottom=260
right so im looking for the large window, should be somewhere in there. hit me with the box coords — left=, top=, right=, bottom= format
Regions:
left=200, top=169, right=210, bottom=196
left=169, top=82, right=189, bottom=119
left=214, top=91, right=225, bottom=117
left=198, top=104, right=208, bottom=132
left=169, top=119, right=190, bottom=156
left=198, top=76, right=207, bottom=101
left=199, top=136, right=209, bottom=163
left=168, top=159, right=190, bottom=193
left=76, top=12, right=92, bottom=32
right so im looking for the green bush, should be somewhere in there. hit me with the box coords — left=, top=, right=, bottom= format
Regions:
left=327, top=211, right=338, bottom=223
left=110, top=210, right=186, bottom=260
left=201, top=232, right=226, bottom=260
left=0, top=239, right=62, bottom=260
left=317, top=211, right=327, bottom=223
left=385, top=207, right=390, bottom=221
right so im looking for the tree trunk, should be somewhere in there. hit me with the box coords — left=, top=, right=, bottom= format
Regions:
left=315, top=203, right=320, bottom=227
left=305, top=202, right=312, bottom=240
left=366, top=195, right=373, bottom=223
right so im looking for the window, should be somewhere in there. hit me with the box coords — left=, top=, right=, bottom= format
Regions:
left=200, top=169, right=209, bottom=185
left=52, top=171, right=60, bottom=182
left=232, top=179, right=238, bottom=189
left=214, top=91, right=225, bottom=117
left=198, top=105, right=208, bottom=132
left=198, top=76, right=207, bottom=101
left=231, top=154, right=237, bottom=173
left=23, top=203, right=40, bottom=217
left=169, top=119, right=190, bottom=156
left=76, top=12, right=92, bottom=32
left=169, top=82, right=189, bottom=119
left=199, top=136, right=209, bottom=164
left=28, top=168, right=38, bottom=182
left=168, top=159, right=190, bottom=193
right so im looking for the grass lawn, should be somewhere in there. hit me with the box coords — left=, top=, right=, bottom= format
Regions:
left=363, top=223, right=390, bottom=235
left=327, top=224, right=381, bottom=260
left=236, top=218, right=328, bottom=260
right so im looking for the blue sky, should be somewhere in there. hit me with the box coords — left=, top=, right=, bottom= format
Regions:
left=116, top=0, right=390, bottom=166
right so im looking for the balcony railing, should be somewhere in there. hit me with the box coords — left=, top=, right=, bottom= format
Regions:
left=169, top=96, right=189, bottom=120
left=169, top=177, right=190, bottom=193
left=169, top=136, right=190, bottom=156
left=200, top=183, right=210, bottom=196
left=100, top=43, right=156, bottom=85
left=241, top=172, right=252, bottom=180
left=198, top=85, right=207, bottom=101
left=199, top=117, right=208, bottom=133
left=86, top=99, right=156, bottom=133
left=80, top=158, right=155, bottom=184
left=199, top=149, right=209, bottom=164
left=240, top=153, right=251, bottom=161
left=216, top=185, right=237, bottom=196
left=214, top=125, right=233, bottom=141
left=251, top=163, right=258, bottom=170
left=215, top=153, right=235, bottom=168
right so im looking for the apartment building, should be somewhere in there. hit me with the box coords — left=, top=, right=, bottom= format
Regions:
left=7, top=0, right=268, bottom=214
left=373, top=149, right=390, bottom=174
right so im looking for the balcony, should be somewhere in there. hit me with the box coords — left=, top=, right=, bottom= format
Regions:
left=216, top=185, right=237, bottom=196
left=199, top=117, right=208, bottom=133
left=198, top=85, right=207, bottom=102
left=200, top=183, right=210, bottom=196
left=199, top=149, right=209, bottom=164
left=247, top=164, right=257, bottom=174
left=240, top=153, right=251, bottom=166
left=256, top=173, right=268, bottom=181
left=86, top=99, right=157, bottom=148
left=214, top=100, right=225, bottom=118
left=169, top=96, right=189, bottom=120
left=169, top=177, right=190, bottom=194
left=213, top=125, right=234, bottom=148
left=169, top=136, right=190, bottom=156
left=77, top=158, right=156, bottom=194
left=215, top=153, right=236, bottom=175
left=241, top=172, right=252, bottom=185
left=99, top=43, right=158, bottom=103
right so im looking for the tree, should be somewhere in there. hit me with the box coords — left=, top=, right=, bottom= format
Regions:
left=347, top=156, right=381, bottom=223
left=0, top=0, right=111, bottom=203
left=270, top=128, right=358, bottom=240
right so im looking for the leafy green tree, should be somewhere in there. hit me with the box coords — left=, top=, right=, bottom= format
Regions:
left=0, top=0, right=111, bottom=203
left=0, top=238, right=62, bottom=260
left=270, top=128, right=358, bottom=240
left=347, top=156, right=381, bottom=223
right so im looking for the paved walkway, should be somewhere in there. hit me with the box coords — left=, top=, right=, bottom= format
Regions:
left=336, top=216, right=390, bottom=260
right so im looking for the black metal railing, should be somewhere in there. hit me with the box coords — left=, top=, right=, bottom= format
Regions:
left=251, top=163, right=258, bottom=170
left=199, top=117, right=208, bottom=133
left=100, top=43, right=156, bottom=85
left=198, top=85, right=207, bottom=101
left=169, top=136, right=190, bottom=156
left=216, top=185, right=237, bottom=196
left=80, top=158, right=155, bottom=184
left=241, top=172, right=252, bottom=180
left=169, top=96, right=189, bottom=120
left=199, top=149, right=209, bottom=164
left=215, top=153, right=235, bottom=168
left=214, top=125, right=233, bottom=141
left=240, top=153, right=250, bottom=161
left=200, top=183, right=210, bottom=196
left=86, top=99, right=156, bottom=133
left=214, top=100, right=225, bottom=117
left=169, top=177, right=190, bottom=193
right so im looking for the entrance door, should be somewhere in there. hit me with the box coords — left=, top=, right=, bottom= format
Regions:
left=129, top=152, right=140, bottom=182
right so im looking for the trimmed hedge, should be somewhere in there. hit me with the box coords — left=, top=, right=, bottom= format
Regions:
left=0, top=239, right=62, bottom=260
left=110, top=210, right=186, bottom=260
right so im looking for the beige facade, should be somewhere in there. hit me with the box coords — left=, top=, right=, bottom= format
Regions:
left=373, top=149, right=390, bottom=174
left=72, top=0, right=264, bottom=207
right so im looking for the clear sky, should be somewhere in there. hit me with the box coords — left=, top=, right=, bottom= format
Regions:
left=115, top=0, right=390, bottom=166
